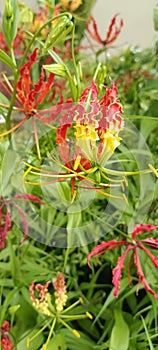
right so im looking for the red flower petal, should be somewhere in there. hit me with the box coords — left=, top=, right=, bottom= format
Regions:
left=140, top=237, right=158, bottom=249
left=13, top=194, right=44, bottom=204
left=134, top=248, right=158, bottom=299
left=104, top=14, right=123, bottom=46
left=112, top=245, right=132, bottom=297
left=0, top=208, right=11, bottom=250
left=132, top=224, right=158, bottom=239
left=10, top=202, right=28, bottom=243
left=138, top=244, right=158, bottom=268
left=88, top=240, right=126, bottom=267
left=86, top=16, right=103, bottom=44
left=86, top=14, right=123, bottom=46
left=80, top=81, right=98, bottom=103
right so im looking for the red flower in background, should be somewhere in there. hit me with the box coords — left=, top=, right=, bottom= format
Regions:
left=0, top=320, right=13, bottom=350
left=86, top=14, right=123, bottom=46
left=16, top=48, right=54, bottom=116
left=88, top=224, right=158, bottom=299
left=0, top=28, right=24, bottom=56
left=0, top=194, right=44, bottom=250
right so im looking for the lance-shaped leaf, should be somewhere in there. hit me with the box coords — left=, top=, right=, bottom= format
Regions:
left=0, top=49, right=17, bottom=72
left=109, top=308, right=129, bottom=350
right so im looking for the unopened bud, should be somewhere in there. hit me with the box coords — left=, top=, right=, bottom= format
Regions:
left=8, top=304, right=20, bottom=314
left=94, top=169, right=101, bottom=184
left=95, top=63, right=107, bottom=88
left=42, top=15, right=73, bottom=52
left=43, top=63, right=66, bottom=77
left=2, top=0, right=18, bottom=47
left=4, top=0, right=13, bottom=19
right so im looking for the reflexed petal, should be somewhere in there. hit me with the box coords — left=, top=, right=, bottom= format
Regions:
left=139, top=244, right=158, bottom=268
left=13, top=193, right=44, bottom=204
left=132, top=224, right=158, bottom=239
left=105, top=14, right=123, bottom=45
left=88, top=240, right=125, bottom=267
left=112, top=245, right=132, bottom=297
left=134, top=248, right=158, bottom=299
left=0, top=206, right=11, bottom=250
left=140, top=237, right=158, bottom=249
left=80, top=81, right=98, bottom=102
left=86, top=16, right=103, bottom=44
left=10, top=203, right=28, bottom=243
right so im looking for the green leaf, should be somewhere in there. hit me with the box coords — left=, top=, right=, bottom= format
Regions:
left=1, top=149, right=20, bottom=195
left=67, top=204, right=82, bottom=247
left=17, top=329, right=44, bottom=350
left=60, top=329, right=95, bottom=350
left=109, top=308, right=129, bottom=350
left=92, top=278, right=129, bottom=325
left=0, top=49, right=17, bottom=72
left=46, top=333, right=67, bottom=350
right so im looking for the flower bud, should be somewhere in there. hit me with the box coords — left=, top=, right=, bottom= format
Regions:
left=77, top=61, right=83, bottom=80
left=95, top=63, right=107, bottom=89
left=2, top=0, right=18, bottom=47
left=94, top=169, right=101, bottom=184
left=42, top=15, right=73, bottom=52
left=8, top=304, right=20, bottom=314
left=4, top=0, right=13, bottom=19
left=43, top=63, right=66, bottom=76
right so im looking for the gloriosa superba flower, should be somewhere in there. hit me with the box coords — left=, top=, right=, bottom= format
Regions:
left=88, top=224, right=158, bottom=299
left=28, top=272, right=93, bottom=350
left=23, top=78, right=158, bottom=203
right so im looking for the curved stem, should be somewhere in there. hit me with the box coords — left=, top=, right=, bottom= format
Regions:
left=71, top=21, right=80, bottom=100
left=18, top=12, right=72, bottom=70
left=5, top=70, right=19, bottom=137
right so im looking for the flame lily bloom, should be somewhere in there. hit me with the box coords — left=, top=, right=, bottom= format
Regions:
left=0, top=194, right=44, bottom=250
left=0, top=48, right=56, bottom=160
left=0, top=320, right=13, bottom=350
left=86, top=14, right=123, bottom=46
left=28, top=273, right=93, bottom=349
left=23, top=79, right=126, bottom=202
left=0, top=28, right=24, bottom=55
left=16, top=48, right=54, bottom=117
left=88, top=224, right=158, bottom=299
left=74, top=79, right=123, bottom=165
left=57, top=79, right=123, bottom=166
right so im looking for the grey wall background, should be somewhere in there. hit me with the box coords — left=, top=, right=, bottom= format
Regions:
left=93, top=0, right=157, bottom=48
left=0, top=0, right=157, bottom=48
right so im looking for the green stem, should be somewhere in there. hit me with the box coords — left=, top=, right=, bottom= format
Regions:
left=63, top=247, right=71, bottom=271
left=5, top=70, right=18, bottom=138
left=71, top=21, right=80, bottom=100
left=85, top=63, right=101, bottom=111
left=25, top=27, right=77, bottom=101
left=10, top=44, right=16, bottom=67
left=61, top=299, right=81, bottom=315
left=45, top=318, right=56, bottom=347
left=18, top=12, right=72, bottom=70
left=5, top=12, right=72, bottom=138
